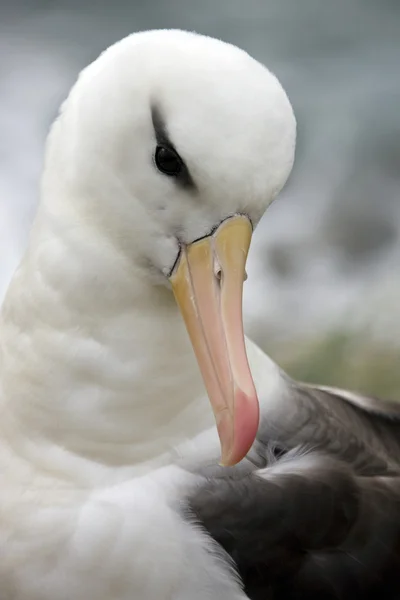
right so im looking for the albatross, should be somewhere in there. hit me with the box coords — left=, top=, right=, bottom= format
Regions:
left=1, top=28, right=400, bottom=600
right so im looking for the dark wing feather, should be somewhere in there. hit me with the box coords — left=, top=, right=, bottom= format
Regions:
left=184, top=365, right=400, bottom=598
left=254, top=375, right=400, bottom=475
left=188, top=451, right=400, bottom=600
left=306, top=382, right=400, bottom=418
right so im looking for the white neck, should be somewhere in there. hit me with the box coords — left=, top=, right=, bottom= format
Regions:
left=0, top=194, right=213, bottom=476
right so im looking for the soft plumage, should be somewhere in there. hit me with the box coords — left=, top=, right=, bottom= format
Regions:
left=0, top=28, right=295, bottom=600
left=188, top=379, right=400, bottom=599
left=1, top=27, right=399, bottom=600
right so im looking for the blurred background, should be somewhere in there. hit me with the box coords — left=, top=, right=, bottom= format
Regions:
left=1, top=0, right=400, bottom=397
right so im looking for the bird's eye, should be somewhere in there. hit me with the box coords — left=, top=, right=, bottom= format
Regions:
left=154, top=145, right=182, bottom=177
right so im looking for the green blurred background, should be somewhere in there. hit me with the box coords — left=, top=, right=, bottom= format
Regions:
left=1, top=0, right=400, bottom=398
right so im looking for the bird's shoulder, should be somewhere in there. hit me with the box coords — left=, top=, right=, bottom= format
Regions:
left=303, top=382, right=400, bottom=420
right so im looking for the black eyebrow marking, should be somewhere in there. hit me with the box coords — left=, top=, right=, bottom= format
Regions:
left=150, top=103, right=196, bottom=190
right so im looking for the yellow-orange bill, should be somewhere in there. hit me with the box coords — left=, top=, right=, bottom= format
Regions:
left=169, top=215, right=259, bottom=466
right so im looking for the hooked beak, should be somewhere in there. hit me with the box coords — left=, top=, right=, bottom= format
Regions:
left=169, top=215, right=259, bottom=466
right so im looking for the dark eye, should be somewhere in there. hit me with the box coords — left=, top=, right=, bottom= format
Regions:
left=154, top=145, right=182, bottom=177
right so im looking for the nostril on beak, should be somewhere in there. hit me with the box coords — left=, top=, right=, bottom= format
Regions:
left=214, top=257, right=222, bottom=281
left=213, top=258, right=223, bottom=286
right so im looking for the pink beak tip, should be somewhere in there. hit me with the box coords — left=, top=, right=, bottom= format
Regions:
left=219, top=387, right=260, bottom=467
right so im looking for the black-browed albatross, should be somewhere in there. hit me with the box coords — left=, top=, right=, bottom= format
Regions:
left=1, top=28, right=399, bottom=600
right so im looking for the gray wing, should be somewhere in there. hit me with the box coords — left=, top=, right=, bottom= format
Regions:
left=187, top=450, right=400, bottom=600
left=183, top=372, right=400, bottom=599
left=252, top=374, right=400, bottom=476
left=305, top=382, right=400, bottom=417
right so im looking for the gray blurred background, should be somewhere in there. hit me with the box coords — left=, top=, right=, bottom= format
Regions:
left=1, top=0, right=400, bottom=397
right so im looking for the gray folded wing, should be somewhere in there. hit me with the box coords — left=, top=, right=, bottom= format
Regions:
left=185, top=376, right=400, bottom=599
left=188, top=451, right=400, bottom=599
left=253, top=376, right=400, bottom=475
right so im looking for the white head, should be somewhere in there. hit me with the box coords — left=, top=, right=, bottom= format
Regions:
left=19, top=30, right=296, bottom=466
left=42, top=29, right=295, bottom=276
